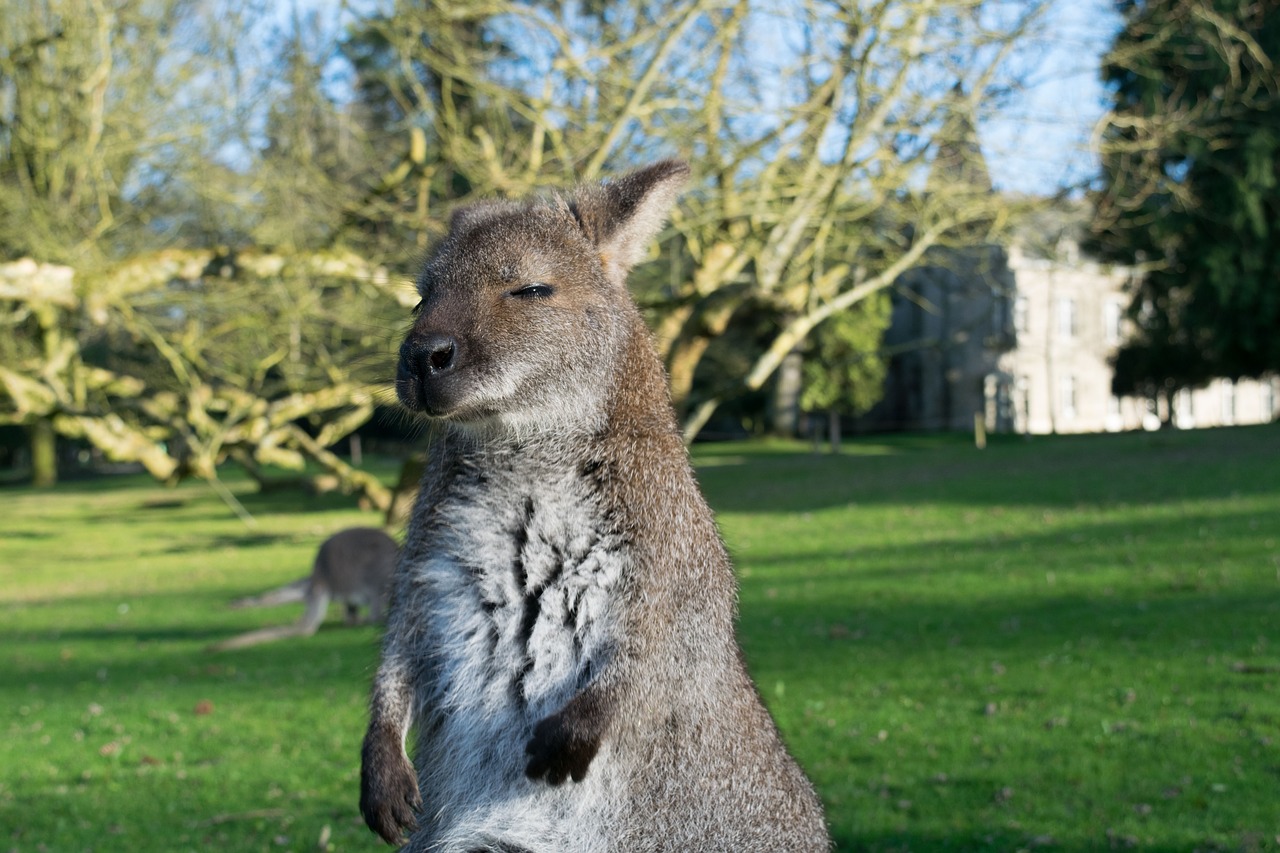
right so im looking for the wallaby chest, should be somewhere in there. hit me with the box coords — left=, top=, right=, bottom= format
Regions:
left=408, top=450, right=626, bottom=724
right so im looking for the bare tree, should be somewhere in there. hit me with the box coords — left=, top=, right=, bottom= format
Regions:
left=1, top=2, right=409, bottom=499
left=343, top=0, right=1048, bottom=438
left=2, top=0, right=1050, bottom=498
left=1, top=0, right=208, bottom=482
left=0, top=251, right=406, bottom=510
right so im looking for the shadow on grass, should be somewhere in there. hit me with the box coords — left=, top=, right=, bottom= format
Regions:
left=1, top=529, right=57, bottom=540
left=740, top=584, right=1280, bottom=668
left=2, top=455, right=402, bottom=504
left=695, top=423, right=1280, bottom=514
left=5, top=636, right=381, bottom=702
left=10, top=619, right=384, bottom=649
left=829, top=831, right=1261, bottom=852
left=155, top=532, right=298, bottom=554
left=733, top=503, right=1280, bottom=674
left=4, top=586, right=382, bottom=698
left=234, top=488, right=378, bottom=516
left=736, top=503, right=1277, bottom=584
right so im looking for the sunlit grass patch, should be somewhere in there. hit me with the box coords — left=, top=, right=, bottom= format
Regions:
left=2, top=424, right=1278, bottom=851
left=702, top=426, right=1280, bottom=851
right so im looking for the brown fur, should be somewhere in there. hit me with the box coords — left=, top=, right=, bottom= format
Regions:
left=361, top=161, right=830, bottom=851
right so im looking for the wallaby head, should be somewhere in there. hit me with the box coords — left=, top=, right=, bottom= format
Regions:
left=395, top=160, right=689, bottom=437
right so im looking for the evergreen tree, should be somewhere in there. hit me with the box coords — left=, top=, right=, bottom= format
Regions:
left=1092, top=0, right=1279, bottom=395
left=800, top=293, right=892, bottom=451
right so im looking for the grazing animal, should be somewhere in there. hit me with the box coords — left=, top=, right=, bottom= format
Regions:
left=210, top=527, right=398, bottom=652
left=360, top=160, right=830, bottom=851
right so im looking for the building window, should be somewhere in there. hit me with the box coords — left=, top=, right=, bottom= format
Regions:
left=1108, top=394, right=1122, bottom=416
left=1014, top=296, right=1029, bottom=334
left=1015, top=375, right=1030, bottom=430
left=1059, top=375, right=1077, bottom=419
left=1057, top=297, right=1076, bottom=340
left=991, top=293, right=1009, bottom=339
left=1221, top=379, right=1236, bottom=425
left=1104, top=300, right=1123, bottom=345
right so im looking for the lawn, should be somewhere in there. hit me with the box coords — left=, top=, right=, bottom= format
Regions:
left=2, top=425, right=1278, bottom=852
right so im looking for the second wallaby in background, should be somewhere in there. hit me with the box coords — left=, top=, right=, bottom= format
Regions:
left=210, top=527, right=397, bottom=652
left=360, top=161, right=830, bottom=851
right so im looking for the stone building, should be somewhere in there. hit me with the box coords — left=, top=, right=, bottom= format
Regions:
left=859, top=241, right=1278, bottom=435
left=807, top=103, right=1276, bottom=437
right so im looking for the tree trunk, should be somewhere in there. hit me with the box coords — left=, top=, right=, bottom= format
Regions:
left=29, top=419, right=57, bottom=487
left=1159, top=388, right=1175, bottom=429
left=667, top=335, right=716, bottom=420
left=666, top=298, right=740, bottom=420
left=769, top=350, right=804, bottom=437
left=828, top=409, right=842, bottom=454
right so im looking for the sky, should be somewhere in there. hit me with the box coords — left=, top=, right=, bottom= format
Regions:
left=278, top=0, right=1123, bottom=198
left=980, top=0, right=1123, bottom=195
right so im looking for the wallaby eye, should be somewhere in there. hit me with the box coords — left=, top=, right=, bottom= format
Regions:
left=510, top=283, right=554, bottom=299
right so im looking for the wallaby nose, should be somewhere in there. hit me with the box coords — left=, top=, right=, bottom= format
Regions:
left=417, top=333, right=458, bottom=376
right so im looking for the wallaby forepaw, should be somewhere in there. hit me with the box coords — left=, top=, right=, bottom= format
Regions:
left=524, top=710, right=601, bottom=785
left=360, top=736, right=421, bottom=845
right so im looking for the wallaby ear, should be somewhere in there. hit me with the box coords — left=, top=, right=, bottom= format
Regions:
left=570, top=159, right=690, bottom=283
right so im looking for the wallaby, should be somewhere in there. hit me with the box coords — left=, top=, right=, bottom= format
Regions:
left=360, top=161, right=830, bottom=851
left=210, top=527, right=398, bottom=652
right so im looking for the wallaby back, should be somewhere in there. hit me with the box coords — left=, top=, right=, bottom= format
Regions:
left=211, top=527, right=398, bottom=652
left=313, top=526, right=400, bottom=613
left=360, top=161, right=830, bottom=851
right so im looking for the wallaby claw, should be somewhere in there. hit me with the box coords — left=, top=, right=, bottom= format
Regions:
left=361, top=737, right=421, bottom=844
left=525, top=709, right=600, bottom=786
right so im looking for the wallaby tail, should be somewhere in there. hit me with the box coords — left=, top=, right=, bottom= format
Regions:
left=208, top=588, right=331, bottom=652
left=207, top=622, right=317, bottom=652
left=228, top=577, right=309, bottom=610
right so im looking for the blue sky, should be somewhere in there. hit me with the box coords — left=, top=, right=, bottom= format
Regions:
left=278, top=0, right=1121, bottom=198
left=981, top=0, right=1122, bottom=195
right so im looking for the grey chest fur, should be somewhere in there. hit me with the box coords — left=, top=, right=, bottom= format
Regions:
left=406, top=455, right=626, bottom=737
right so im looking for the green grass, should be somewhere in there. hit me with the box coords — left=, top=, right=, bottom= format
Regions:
left=3, top=426, right=1279, bottom=852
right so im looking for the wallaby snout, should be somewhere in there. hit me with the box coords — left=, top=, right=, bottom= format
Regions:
left=397, top=329, right=464, bottom=415
left=418, top=332, right=458, bottom=375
